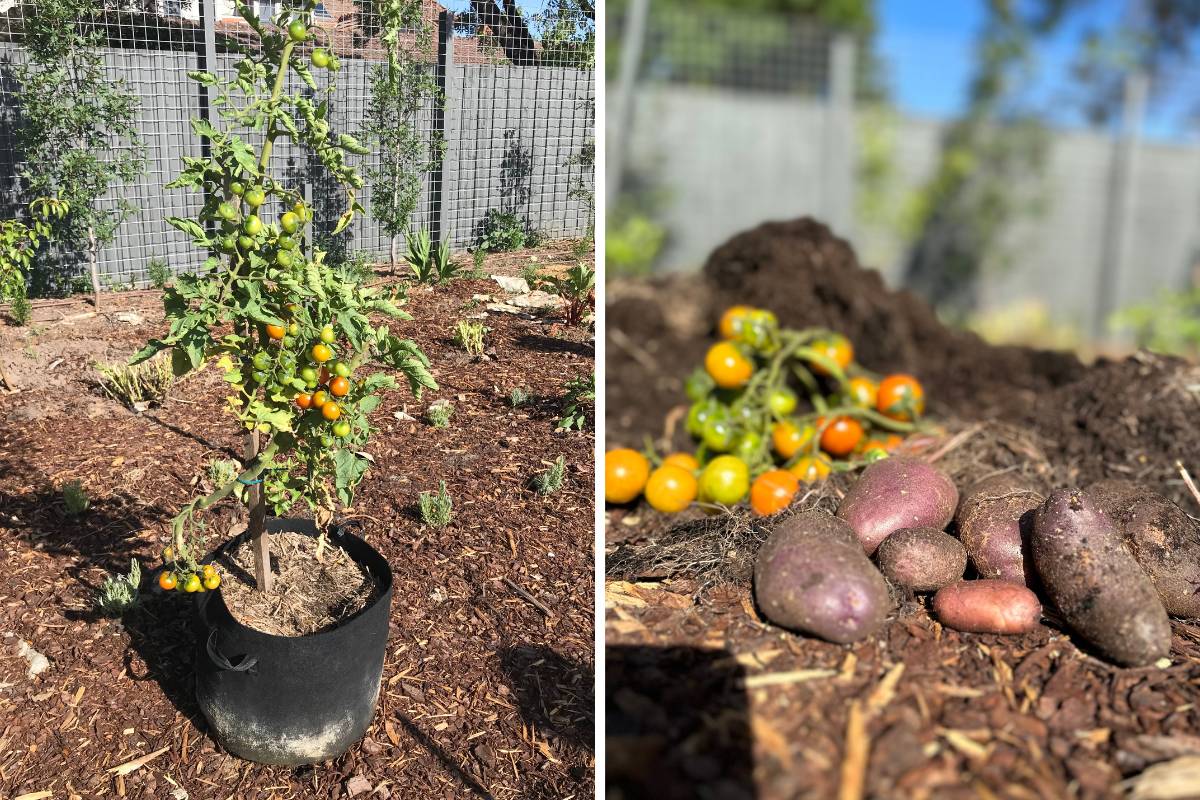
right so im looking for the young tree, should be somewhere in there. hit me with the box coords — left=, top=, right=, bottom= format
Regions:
left=15, top=0, right=144, bottom=309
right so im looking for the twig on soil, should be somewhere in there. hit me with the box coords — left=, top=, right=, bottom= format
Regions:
left=503, top=576, right=554, bottom=618
left=926, top=424, right=983, bottom=464
left=107, top=745, right=169, bottom=776
left=1176, top=461, right=1200, bottom=512
left=609, top=327, right=658, bottom=373
left=838, top=700, right=868, bottom=800
left=741, top=668, right=837, bottom=689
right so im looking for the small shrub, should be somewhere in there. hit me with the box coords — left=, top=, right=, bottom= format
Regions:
left=146, top=259, right=171, bottom=289
left=558, top=373, right=594, bottom=431
left=9, top=293, right=31, bottom=325
left=95, top=356, right=173, bottom=409
left=454, top=320, right=488, bottom=357
left=471, top=247, right=487, bottom=278
left=63, top=480, right=90, bottom=515
left=425, top=399, right=454, bottom=428
left=509, top=387, right=530, bottom=407
left=534, top=263, right=595, bottom=327
left=532, top=455, right=566, bottom=495
left=419, top=481, right=452, bottom=527
left=336, top=251, right=375, bottom=285
left=521, top=260, right=542, bottom=288
left=478, top=209, right=530, bottom=252
left=96, top=559, right=141, bottom=617
left=570, top=237, right=592, bottom=261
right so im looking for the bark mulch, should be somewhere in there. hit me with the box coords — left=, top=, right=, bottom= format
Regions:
left=0, top=265, right=594, bottom=800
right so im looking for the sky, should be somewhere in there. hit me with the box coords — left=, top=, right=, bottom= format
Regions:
left=875, top=0, right=1198, bottom=142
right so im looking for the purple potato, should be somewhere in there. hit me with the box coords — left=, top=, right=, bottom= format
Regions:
left=836, top=456, right=958, bottom=555
left=875, top=527, right=966, bottom=592
left=956, top=475, right=1042, bottom=585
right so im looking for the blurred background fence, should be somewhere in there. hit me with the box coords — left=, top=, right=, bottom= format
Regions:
left=0, top=0, right=594, bottom=293
left=608, top=0, right=1200, bottom=347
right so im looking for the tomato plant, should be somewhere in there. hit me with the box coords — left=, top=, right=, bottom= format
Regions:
left=135, top=0, right=437, bottom=593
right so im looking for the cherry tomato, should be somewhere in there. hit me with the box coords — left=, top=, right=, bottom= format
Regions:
left=244, top=215, right=265, bottom=236
left=311, top=343, right=333, bottom=362
left=288, top=19, right=309, bottom=41
left=606, top=448, right=650, bottom=504
left=276, top=251, right=294, bottom=268
left=219, top=235, right=237, bottom=253
left=217, top=201, right=238, bottom=222
left=699, top=455, right=750, bottom=506
left=281, top=211, right=302, bottom=234
left=158, top=571, right=178, bottom=591
left=238, top=234, right=255, bottom=251
left=789, top=455, right=832, bottom=483
left=162, top=546, right=175, bottom=561
left=863, top=447, right=889, bottom=463
left=701, top=416, right=735, bottom=452
left=184, top=574, right=202, bottom=593
left=685, top=369, right=716, bottom=402
left=732, top=430, right=764, bottom=463
left=329, top=376, right=350, bottom=397
left=704, top=342, right=753, bottom=389
left=750, top=469, right=800, bottom=517
left=321, top=402, right=342, bottom=421
left=230, top=181, right=245, bottom=196
left=767, top=387, right=797, bottom=416
left=311, top=390, right=329, bottom=408
left=287, top=321, right=300, bottom=337
left=252, top=351, right=272, bottom=370
left=300, top=366, right=319, bottom=386
left=662, top=452, right=699, bottom=473
left=820, top=416, right=864, bottom=457
left=296, top=392, right=313, bottom=410
left=740, top=309, right=778, bottom=350
left=319, top=325, right=336, bottom=344
left=203, top=573, right=221, bottom=591
left=884, top=433, right=904, bottom=451
left=772, top=420, right=814, bottom=460
left=311, top=47, right=332, bottom=68
left=686, top=400, right=719, bottom=438
left=717, top=305, right=753, bottom=340
left=266, top=324, right=286, bottom=341
left=809, top=334, right=853, bottom=377
left=876, top=374, right=925, bottom=421
left=333, top=361, right=351, bottom=378
left=278, top=234, right=297, bottom=250
left=244, top=187, right=266, bottom=208
left=644, top=465, right=698, bottom=513
left=846, top=377, right=877, bottom=409
left=333, top=420, right=352, bottom=438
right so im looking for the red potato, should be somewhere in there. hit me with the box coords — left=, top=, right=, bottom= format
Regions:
left=875, top=527, right=966, bottom=592
left=1032, top=488, right=1171, bottom=667
left=1087, top=479, right=1200, bottom=618
left=955, top=475, right=1042, bottom=585
left=932, top=580, right=1041, bottom=634
left=753, top=511, right=892, bottom=644
left=836, top=456, right=958, bottom=555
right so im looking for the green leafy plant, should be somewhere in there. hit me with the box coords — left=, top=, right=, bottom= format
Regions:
left=570, top=237, right=592, bottom=262
left=606, top=211, right=665, bottom=277
left=471, top=247, right=487, bottom=278
left=531, top=455, right=566, bottom=495
left=478, top=209, right=531, bottom=252
left=16, top=0, right=144, bottom=308
left=335, top=250, right=375, bottom=285
left=425, top=399, right=454, bottom=428
left=509, top=386, right=530, bottom=407
left=1111, top=288, right=1200, bottom=356
left=133, top=1, right=437, bottom=593
left=207, top=458, right=248, bottom=503
left=95, top=356, right=174, bottom=409
left=521, top=259, right=542, bottom=286
left=63, top=480, right=90, bottom=516
left=96, top=559, right=142, bottom=617
left=534, top=262, right=595, bottom=326
left=432, top=239, right=461, bottom=282
left=146, top=259, right=172, bottom=290
left=558, top=372, right=594, bottom=431
left=0, top=198, right=68, bottom=325
left=406, top=228, right=436, bottom=282
left=454, top=320, right=488, bottom=357
left=358, top=0, right=438, bottom=273
left=418, top=481, right=452, bottom=527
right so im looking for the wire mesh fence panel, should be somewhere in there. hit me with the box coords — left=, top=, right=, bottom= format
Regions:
left=0, top=1, right=594, bottom=293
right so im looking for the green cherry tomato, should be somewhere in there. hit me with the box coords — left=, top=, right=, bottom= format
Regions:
left=293, top=201, right=311, bottom=221
left=300, top=366, right=319, bottom=385
left=251, top=369, right=269, bottom=384
left=288, top=19, right=309, bottom=41
left=311, top=48, right=331, bottom=68
left=684, top=369, right=715, bottom=402
left=332, top=420, right=351, bottom=437
left=288, top=321, right=300, bottom=337
left=320, top=434, right=335, bottom=449
left=333, top=361, right=351, bottom=378
left=280, top=211, right=301, bottom=234
left=767, top=387, right=798, bottom=417
left=277, top=234, right=297, bottom=250
left=217, top=201, right=238, bottom=222
left=243, top=215, right=264, bottom=236
left=219, top=236, right=237, bottom=253
left=230, top=181, right=245, bottom=196
left=701, top=416, right=735, bottom=452
left=238, top=235, right=255, bottom=251
left=319, top=325, right=336, bottom=344
left=699, top=455, right=750, bottom=506
left=281, top=335, right=296, bottom=348
left=244, top=187, right=266, bottom=208
left=252, top=351, right=271, bottom=371
left=276, top=251, right=294, bottom=268
left=686, top=400, right=718, bottom=438
left=732, top=431, right=764, bottom=463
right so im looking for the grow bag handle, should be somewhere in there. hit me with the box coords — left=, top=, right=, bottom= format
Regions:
left=205, top=629, right=258, bottom=674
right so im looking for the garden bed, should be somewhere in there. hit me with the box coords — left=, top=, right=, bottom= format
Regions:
left=0, top=250, right=595, bottom=799
left=605, top=218, right=1200, bottom=799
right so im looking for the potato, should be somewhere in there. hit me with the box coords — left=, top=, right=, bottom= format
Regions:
left=875, top=527, right=966, bottom=592
left=1032, top=488, right=1171, bottom=666
left=932, top=579, right=1041, bottom=634
left=754, top=511, right=892, bottom=643
left=1087, top=479, right=1200, bottom=618
left=836, top=456, right=958, bottom=555
left=955, top=475, right=1042, bottom=585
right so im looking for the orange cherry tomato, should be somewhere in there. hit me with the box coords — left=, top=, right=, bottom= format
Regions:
left=877, top=374, right=925, bottom=421
left=329, top=376, right=350, bottom=397
left=158, top=571, right=178, bottom=591
left=662, top=452, right=699, bottom=473
left=266, top=324, right=286, bottom=341
left=772, top=420, right=814, bottom=460
left=846, top=377, right=877, bottom=409
left=789, top=455, right=832, bottom=483
left=717, top=305, right=754, bottom=340
left=295, top=392, right=313, bottom=410
left=884, top=433, right=904, bottom=450
left=750, top=469, right=799, bottom=516
left=704, top=342, right=753, bottom=389
left=311, top=343, right=333, bottom=363
left=321, top=402, right=342, bottom=421
left=644, top=465, right=698, bottom=513
left=809, top=334, right=853, bottom=376
left=606, top=448, right=650, bottom=504
left=819, top=415, right=864, bottom=457
left=311, top=390, right=329, bottom=408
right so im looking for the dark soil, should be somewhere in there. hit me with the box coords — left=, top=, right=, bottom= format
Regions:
left=0, top=265, right=595, bottom=799
left=606, top=217, right=1200, bottom=799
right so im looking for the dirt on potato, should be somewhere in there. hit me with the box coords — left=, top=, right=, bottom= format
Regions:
left=606, top=218, right=1200, bottom=799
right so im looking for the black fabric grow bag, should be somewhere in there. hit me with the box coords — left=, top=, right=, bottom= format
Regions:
left=194, top=518, right=393, bottom=765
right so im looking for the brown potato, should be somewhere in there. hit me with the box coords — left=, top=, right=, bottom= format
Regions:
left=955, top=475, right=1042, bottom=585
left=875, top=527, right=966, bottom=592
left=932, top=579, right=1041, bottom=634
left=753, top=511, right=892, bottom=643
left=1087, top=479, right=1200, bottom=618
left=1032, top=488, right=1171, bottom=666
left=836, top=456, right=958, bottom=555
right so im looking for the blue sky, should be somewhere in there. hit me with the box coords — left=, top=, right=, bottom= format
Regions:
left=876, top=0, right=1197, bottom=141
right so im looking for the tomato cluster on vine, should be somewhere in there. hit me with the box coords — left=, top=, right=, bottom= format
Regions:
left=157, top=546, right=222, bottom=593
left=606, top=305, right=930, bottom=517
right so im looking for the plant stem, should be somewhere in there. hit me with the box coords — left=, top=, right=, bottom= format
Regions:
left=172, top=439, right=281, bottom=557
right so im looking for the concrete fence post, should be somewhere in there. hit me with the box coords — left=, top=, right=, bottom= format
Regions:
left=824, top=33, right=856, bottom=238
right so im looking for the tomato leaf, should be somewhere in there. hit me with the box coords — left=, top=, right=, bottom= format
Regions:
left=166, top=217, right=209, bottom=246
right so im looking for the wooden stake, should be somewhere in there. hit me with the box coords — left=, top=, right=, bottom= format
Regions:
left=247, top=428, right=271, bottom=593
